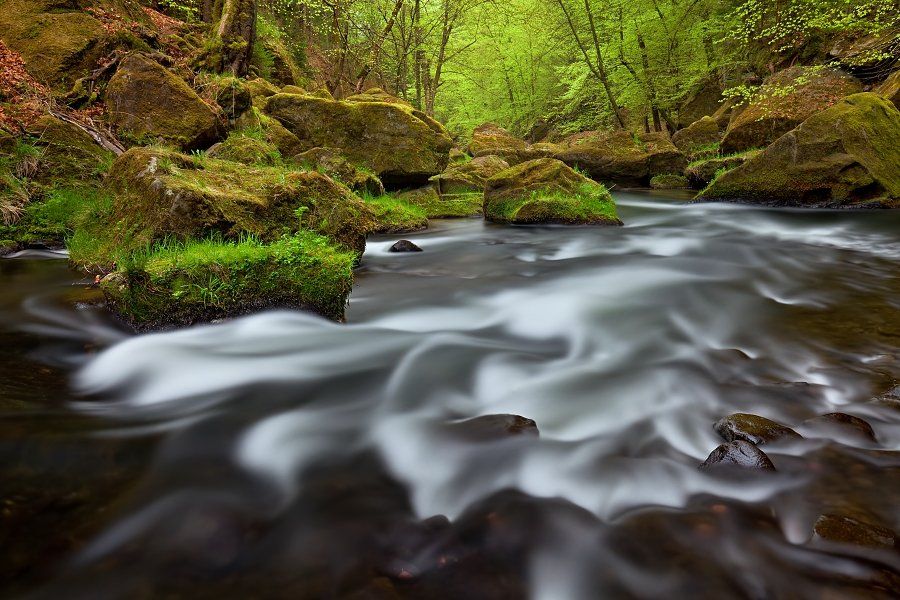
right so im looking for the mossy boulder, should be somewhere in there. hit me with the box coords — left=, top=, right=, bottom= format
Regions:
left=430, top=155, right=510, bottom=194
left=265, top=94, right=453, bottom=188
left=208, top=76, right=252, bottom=120
left=685, top=152, right=757, bottom=190
left=720, top=67, right=863, bottom=154
left=81, top=147, right=376, bottom=264
left=207, top=133, right=280, bottom=166
left=483, top=158, right=621, bottom=225
left=106, top=53, right=224, bottom=150
left=671, top=116, right=722, bottom=159
left=554, top=130, right=686, bottom=187
left=0, top=0, right=150, bottom=89
left=677, top=75, right=725, bottom=129
left=360, top=194, right=428, bottom=234
left=246, top=77, right=281, bottom=108
left=877, top=70, right=900, bottom=109
left=467, top=123, right=554, bottom=165
left=699, top=93, right=900, bottom=207
left=25, top=115, right=114, bottom=185
left=101, top=232, right=356, bottom=329
left=345, top=88, right=411, bottom=107
left=292, top=147, right=384, bottom=196
left=398, top=185, right=482, bottom=218
left=234, top=108, right=303, bottom=157
left=650, top=174, right=688, bottom=189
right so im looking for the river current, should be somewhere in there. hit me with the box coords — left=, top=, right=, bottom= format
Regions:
left=2, top=193, right=899, bottom=598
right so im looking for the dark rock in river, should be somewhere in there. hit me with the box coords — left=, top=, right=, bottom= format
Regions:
left=389, top=240, right=423, bottom=253
left=714, top=413, right=801, bottom=446
left=813, top=514, right=897, bottom=549
left=700, top=440, right=776, bottom=471
left=801, top=412, right=877, bottom=443
left=445, top=414, right=539, bottom=442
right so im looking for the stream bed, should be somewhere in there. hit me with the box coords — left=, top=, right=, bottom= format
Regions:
left=2, top=193, right=899, bottom=598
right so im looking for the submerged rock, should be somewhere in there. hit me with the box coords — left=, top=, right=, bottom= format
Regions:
left=265, top=93, right=452, bottom=187
left=106, top=53, right=224, bottom=151
left=714, top=413, right=801, bottom=446
left=389, top=240, right=423, bottom=253
left=444, top=414, right=539, bottom=442
left=700, top=440, right=776, bottom=471
left=813, top=514, right=897, bottom=549
left=483, top=158, right=621, bottom=225
left=431, top=155, right=510, bottom=194
left=699, top=93, right=900, bottom=207
left=720, top=66, right=862, bottom=154
left=801, top=412, right=877, bottom=443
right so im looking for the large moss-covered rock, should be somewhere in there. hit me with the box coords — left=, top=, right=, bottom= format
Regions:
left=0, top=0, right=150, bottom=89
left=265, top=94, right=452, bottom=188
left=699, top=93, right=900, bottom=207
left=207, top=132, right=280, bottom=166
left=25, top=115, right=114, bottom=184
left=672, top=116, right=722, bottom=159
left=720, top=67, right=863, bottom=154
left=431, top=155, right=510, bottom=194
left=86, top=147, right=376, bottom=261
left=467, top=123, right=554, bottom=165
left=685, top=152, right=757, bottom=190
left=105, top=53, right=224, bottom=150
left=483, top=158, right=621, bottom=225
left=345, top=88, right=411, bottom=107
left=101, top=232, right=356, bottom=329
left=292, top=147, right=384, bottom=196
left=554, top=130, right=686, bottom=187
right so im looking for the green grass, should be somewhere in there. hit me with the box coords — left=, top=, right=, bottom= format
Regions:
left=360, top=193, right=429, bottom=233
left=485, top=182, right=619, bottom=224
left=105, top=231, right=357, bottom=327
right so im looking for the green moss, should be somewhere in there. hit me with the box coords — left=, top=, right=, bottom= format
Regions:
left=397, top=186, right=482, bottom=218
left=650, top=174, right=689, bottom=189
left=102, top=231, right=356, bottom=328
left=361, top=194, right=428, bottom=233
left=208, top=132, right=282, bottom=166
left=0, top=185, right=105, bottom=249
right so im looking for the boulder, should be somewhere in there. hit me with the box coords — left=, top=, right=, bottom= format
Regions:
left=649, top=174, right=688, bottom=190
left=554, top=130, right=686, bottom=187
left=483, top=158, right=621, bottom=225
left=430, top=155, right=510, bottom=194
left=699, top=440, right=776, bottom=471
left=106, top=53, right=223, bottom=150
left=678, top=75, right=725, bottom=129
left=97, top=147, right=376, bottom=256
left=685, top=153, right=756, bottom=190
left=25, top=115, right=114, bottom=185
left=0, top=0, right=150, bottom=89
left=699, top=93, right=900, bottom=207
left=211, top=77, right=251, bottom=120
left=443, top=415, right=539, bottom=442
left=800, top=412, right=877, bottom=443
left=345, top=88, right=412, bottom=107
left=207, top=133, right=279, bottom=166
left=467, top=123, right=555, bottom=165
left=671, top=116, right=722, bottom=159
left=720, top=67, right=863, bottom=154
left=292, top=147, right=385, bottom=196
left=265, top=94, right=452, bottom=188
left=397, top=185, right=482, bottom=218
left=877, top=70, right=900, bottom=109
left=714, top=413, right=801, bottom=446
left=246, top=77, right=280, bottom=108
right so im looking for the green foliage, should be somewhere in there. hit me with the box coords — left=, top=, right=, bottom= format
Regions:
left=360, top=193, right=429, bottom=233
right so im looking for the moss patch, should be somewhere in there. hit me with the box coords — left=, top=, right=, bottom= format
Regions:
left=650, top=174, right=689, bottom=189
left=361, top=194, right=428, bottom=233
left=102, top=231, right=356, bottom=329
left=399, top=186, right=483, bottom=218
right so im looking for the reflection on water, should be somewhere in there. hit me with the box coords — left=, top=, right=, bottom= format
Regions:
left=2, top=194, right=899, bottom=599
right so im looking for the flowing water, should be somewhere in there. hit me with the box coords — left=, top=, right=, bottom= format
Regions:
left=2, top=193, right=899, bottom=599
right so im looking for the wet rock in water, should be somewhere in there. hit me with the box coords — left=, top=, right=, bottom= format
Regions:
left=483, top=158, right=621, bottom=225
left=813, top=514, right=897, bottom=549
left=714, top=413, right=801, bottom=446
left=389, top=240, right=423, bottom=253
left=801, top=412, right=877, bottom=442
left=700, top=440, right=776, bottom=471
left=445, top=414, right=539, bottom=442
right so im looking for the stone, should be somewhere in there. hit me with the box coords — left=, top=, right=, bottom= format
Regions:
left=684, top=153, right=756, bottom=190
left=389, top=240, right=422, bottom=253
left=720, top=66, right=862, bottom=154
left=699, top=94, right=900, bottom=207
left=430, top=155, right=510, bottom=194
left=292, top=147, right=385, bottom=196
left=801, top=412, right=877, bottom=442
left=678, top=75, right=725, bottom=129
left=714, top=413, right=801, bottom=446
left=443, top=414, right=539, bottom=442
left=105, top=53, right=223, bottom=151
left=877, top=70, right=900, bottom=109
left=649, top=174, right=689, bottom=189
left=672, top=116, right=722, bottom=159
left=699, top=440, right=776, bottom=471
left=265, top=94, right=452, bottom=188
left=483, top=158, right=621, bottom=225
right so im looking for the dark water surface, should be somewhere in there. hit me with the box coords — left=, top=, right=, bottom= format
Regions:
left=2, top=194, right=899, bottom=599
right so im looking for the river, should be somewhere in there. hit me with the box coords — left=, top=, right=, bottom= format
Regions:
left=2, top=193, right=899, bottom=598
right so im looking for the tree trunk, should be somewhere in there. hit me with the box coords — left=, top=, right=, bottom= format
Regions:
left=205, top=0, right=256, bottom=76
